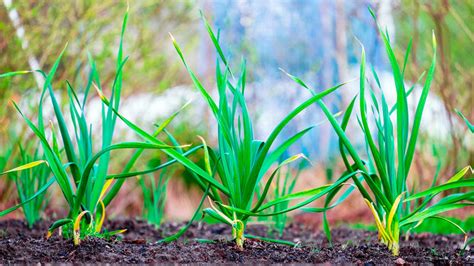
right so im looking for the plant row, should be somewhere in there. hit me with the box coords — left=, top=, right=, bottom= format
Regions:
left=0, top=7, right=472, bottom=256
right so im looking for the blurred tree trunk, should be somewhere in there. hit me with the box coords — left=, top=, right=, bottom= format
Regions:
left=393, top=0, right=473, bottom=178
left=424, top=1, right=461, bottom=176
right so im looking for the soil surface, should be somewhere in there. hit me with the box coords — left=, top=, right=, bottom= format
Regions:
left=0, top=218, right=471, bottom=264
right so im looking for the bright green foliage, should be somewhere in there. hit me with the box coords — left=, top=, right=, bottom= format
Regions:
left=98, top=12, right=360, bottom=249
left=93, top=11, right=356, bottom=249
left=9, top=144, right=50, bottom=228
left=0, top=8, right=180, bottom=244
left=166, top=12, right=362, bottom=249
left=285, top=8, right=474, bottom=256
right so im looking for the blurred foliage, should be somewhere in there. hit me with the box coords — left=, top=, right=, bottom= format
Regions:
left=0, top=0, right=197, bottom=144
left=392, top=0, right=473, bottom=174
left=0, top=0, right=196, bottom=92
left=139, top=157, right=171, bottom=227
left=9, top=143, right=50, bottom=228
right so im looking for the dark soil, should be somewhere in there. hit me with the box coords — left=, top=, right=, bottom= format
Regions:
left=0, top=219, right=471, bottom=264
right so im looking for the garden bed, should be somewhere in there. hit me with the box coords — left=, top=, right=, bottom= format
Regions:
left=0, top=219, right=471, bottom=264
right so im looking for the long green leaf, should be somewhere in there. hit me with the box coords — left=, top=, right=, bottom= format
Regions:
left=405, top=179, right=474, bottom=201
left=400, top=203, right=473, bottom=226
left=404, top=32, right=437, bottom=175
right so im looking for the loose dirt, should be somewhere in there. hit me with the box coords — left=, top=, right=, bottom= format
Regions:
left=0, top=219, right=471, bottom=264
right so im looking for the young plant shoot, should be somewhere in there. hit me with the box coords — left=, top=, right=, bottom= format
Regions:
left=139, top=159, right=173, bottom=227
left=284, top=9, right=474, bottom=255
left=167, top=12, right=361, bottom=249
